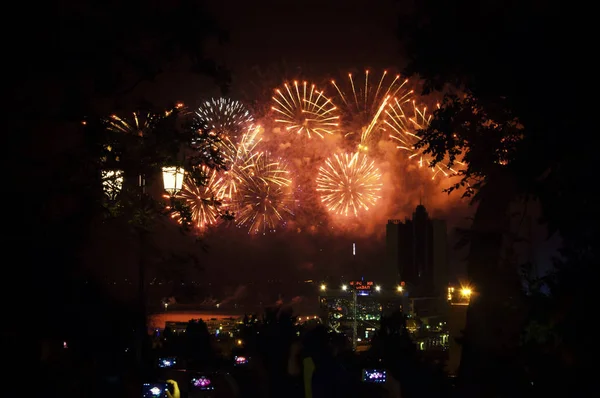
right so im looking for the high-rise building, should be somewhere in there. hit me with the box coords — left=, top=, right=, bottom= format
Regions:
left=386, top=204, right=448, bottom=297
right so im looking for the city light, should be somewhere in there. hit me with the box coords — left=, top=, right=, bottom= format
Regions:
left=341, top=284, right=348, bottom=291
left=460, top=287, right=472, bottom=297
left=320, top=284, right=327, bottom=291
left=396, top=285, right=403, bottom=292
left=375, top=285, right=381, bottom=292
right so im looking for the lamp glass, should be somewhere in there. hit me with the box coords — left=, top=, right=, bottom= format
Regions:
left=162, top=166, right=185, bottom=195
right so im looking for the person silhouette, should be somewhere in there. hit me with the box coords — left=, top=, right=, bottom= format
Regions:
left=301, top=325, right=351, bottom=398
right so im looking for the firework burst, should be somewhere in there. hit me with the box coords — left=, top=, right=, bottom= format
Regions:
left=107, top=112, right=158, bottom=136
left=272, top=81, right=339, bottom=139
left=316, top=152, right=383, bottom=217
left=195, top=98, right=254, bottom=135
left=234, top=152, right=294, bottom=234
left=385, top=100, right=463, bottom=179
left=330, top=70, right=413, bottom=147
left=214, top=125, right=263, bottom=200
left=176, top=167, right=223, bottom=229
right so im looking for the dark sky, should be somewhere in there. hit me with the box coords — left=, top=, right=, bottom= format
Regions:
left=138, top=0, right=407, bottom=106
left=103, top=0, right=480, bottom=298
left=207, top=0, right=406, bottom=74
left=89, top=0, right=475, bottom=301
left=84, top=0, right=557, bottom=303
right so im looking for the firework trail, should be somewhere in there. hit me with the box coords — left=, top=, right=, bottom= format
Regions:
left=195, top=98, right=254, bottom=135
left=272, top=81, right=339, bottom=139
left=316, top=152, right=383, bottom=217
left=385, top=100, right=463, bottom=179
left=214, top=125, right=263, bottom=200
left=330, top=70, right=413, bottom=147
left=234, top=152, right=294, bottom=234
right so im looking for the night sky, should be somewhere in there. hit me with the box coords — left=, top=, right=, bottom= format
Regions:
left=134, top=0, right=407, bottom=107
left=80, top=0, right=556, bottom=303
left=80, top=0, right=475, bottom=303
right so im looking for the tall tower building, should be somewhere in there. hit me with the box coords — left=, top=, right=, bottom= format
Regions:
left=385, top=205, right=448, bottom=297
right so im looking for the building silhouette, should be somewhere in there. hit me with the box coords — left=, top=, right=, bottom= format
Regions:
left=385, top=204, right=448, bottom=298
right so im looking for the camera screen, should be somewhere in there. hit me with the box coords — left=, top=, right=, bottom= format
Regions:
left=157, top=357, right=177, bottom=368
left=142, top=383, right=168, bottom=398
left=234, top=356, right=248, bottom=365
left=191, top=376, right=214, bottom=391
left=361, top=369, right=386, bottom=383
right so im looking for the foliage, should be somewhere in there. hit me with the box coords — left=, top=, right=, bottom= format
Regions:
left=399, top=0, right=589, bottom=394
left=415, top=93, right=524, bottom=197
left=94, top=104, right=228, bottom=232
left=399, top=0, right=586, bottom=241
left=8, top=2, right=231, bottom=393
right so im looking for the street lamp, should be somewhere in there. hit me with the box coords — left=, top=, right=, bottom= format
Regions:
left=460, top=287, right=472, bottom=298
left=341, top=284, right=347, bottom=291
left=375, top=285, right=381, bottom=292
left=320, top=284, right=327, bottom=291
left=396, top=285, right=403, bottom=293
left=101, top=170, right=123, bottom=200
left=162, top=166, right=185, bottom=195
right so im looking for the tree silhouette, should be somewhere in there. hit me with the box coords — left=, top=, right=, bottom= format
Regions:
left=7, top=1, right=230, bottom=395
left=398, top=0, right=589, bottom=395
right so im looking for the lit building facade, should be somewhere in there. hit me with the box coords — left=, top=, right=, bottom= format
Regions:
left=319, top=281, right=385, bottom=345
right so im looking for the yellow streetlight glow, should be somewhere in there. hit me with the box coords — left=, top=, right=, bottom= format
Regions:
left=320, top=284, right=327, bottom=291
left=341, top=284, right=347, bottom=291
left=396, top=285, right=403, bottom=292
left=461, top=288, right=472, bottom=297
left=375, top=285, right=381, bottom=292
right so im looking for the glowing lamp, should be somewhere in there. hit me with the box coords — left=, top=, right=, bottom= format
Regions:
left=101, top=170, right=123, bottom=200
left=162, top=166, right=185, bottom=195
left=396, top=285, right=403, bottom=292
left=461, top=288, right=472, bottom=297
left=320, top=284, right=327, bottom=291
left=375, top=285, right=381, bottom=292
left=341, top=284, right=347, bottom=291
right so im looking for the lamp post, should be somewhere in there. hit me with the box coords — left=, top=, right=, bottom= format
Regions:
left=100, top=166, right=187, bottom=368
left=162, top=166, right=185, bottom=196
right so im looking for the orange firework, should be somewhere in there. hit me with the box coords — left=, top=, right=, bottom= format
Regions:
left=316, top=152, right=383, bottom=217
left=272, top=81, right=339, bottom=139
left=385, top=100, right=464, bottom=179
left=214, top=125, right=263, bottom=200
left=234, top=152, right=294, bottom=234
left=179, top=168, right=222, bottom=228
left=165, top=166, right=223, bottom=230
left=106, top=112, right=157, bottom=137
left=330, top=70, right=413, bottom=147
